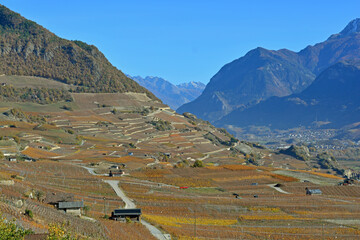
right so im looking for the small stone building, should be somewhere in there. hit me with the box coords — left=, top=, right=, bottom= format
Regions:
left=57, top=201, right=84, bottom=216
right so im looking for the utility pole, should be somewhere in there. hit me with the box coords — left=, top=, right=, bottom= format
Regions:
left=103, top=197, right=106, bottom=217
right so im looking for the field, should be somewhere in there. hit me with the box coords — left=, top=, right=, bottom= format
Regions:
left=121, top=167, right=360, bottom=239
left=0, top=94, right=359, bottom=239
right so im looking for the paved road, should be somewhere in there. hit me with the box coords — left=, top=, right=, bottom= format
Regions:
left=79, top=165, right=170, bottom=239
left=103, top=180, right=169, bottom=240
left=103, top=180, right=135, bottom=209
left=267, top=184, right=291, bottom=194
left=142, top=220, right=171, bottom=240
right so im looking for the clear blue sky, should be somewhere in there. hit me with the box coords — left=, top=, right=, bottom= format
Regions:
left=2, top=0, right=360, bottom=84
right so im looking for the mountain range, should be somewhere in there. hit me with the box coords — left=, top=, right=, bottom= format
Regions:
left=218, top=62, right=360, bottom=129
left=178, top=18, right=360, bottom=128
left=128, top=75, right=205, bottom=109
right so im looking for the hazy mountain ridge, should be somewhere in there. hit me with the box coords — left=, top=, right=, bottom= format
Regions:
left=0, top=4, right=158, bottom=100
left=218, top=62, right=360, bottom=129
left=178, top=18, right=360, bottom=123
left=128, top=75, right=205, bottom=109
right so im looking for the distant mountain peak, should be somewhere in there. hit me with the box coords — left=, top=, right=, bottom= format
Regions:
left=177, top=81, right=206, bottom=89
left=246, top=47, right=270, bottom=56
left=341, top=18, right=360, bottom=35
left=127, top=75, right=205, bottom=109
left=329, top=18, right=360, bottom=39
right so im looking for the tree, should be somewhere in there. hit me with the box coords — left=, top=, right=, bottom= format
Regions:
left=47, top=223, right=77, bottom=240
left=193, top=160, right=204, bottom=168
left=0, top=215, right=33, bottom=239
left=35, top=191, right=44, bottom=202
left=25, top=209, right=33, bottom=219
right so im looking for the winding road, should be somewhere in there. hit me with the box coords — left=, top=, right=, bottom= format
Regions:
left=103, top=180, right=135, bottom=209
left=104, top=180, right=169, bottom=240
left=80, top=165, right=170, bottom=240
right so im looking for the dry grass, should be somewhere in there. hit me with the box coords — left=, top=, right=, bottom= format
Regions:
left=267, top=172, right=298, bottom=182
left=296, top=170, right=344, bottom=180
left=22, top=147, right=60, bottom=159
left=104, top=156, right=152, bottom=164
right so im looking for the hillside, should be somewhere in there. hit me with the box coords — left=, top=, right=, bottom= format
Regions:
left=178, top=47, right=315, bottom=121
left=219, top=62, right=360, bottom=129
left=1, top=96, right=359, bottom=239
left=299, top=18, right=360, bottom=75
left=0, top=4, right=157, bottom=99
left=129, top=75, right=205, bottom=109
left=178, top=18, right=360, bottom=123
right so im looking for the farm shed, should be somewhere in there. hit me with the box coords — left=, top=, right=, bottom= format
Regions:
left=111, top=208, right=141, bottom=221
left=109, top=170, right=123, bottom=177
left=305, top=188, right=322, bottom=195
left=57, top=201, right=84, bottom=216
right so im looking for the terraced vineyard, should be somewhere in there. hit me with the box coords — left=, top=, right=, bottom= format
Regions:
left=120, top=167, right=360, bottom=239
left=0, top=92, right=359, bottom=239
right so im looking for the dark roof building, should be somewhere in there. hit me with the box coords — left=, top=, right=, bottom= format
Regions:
left=111, top=208, right=141, bottom=221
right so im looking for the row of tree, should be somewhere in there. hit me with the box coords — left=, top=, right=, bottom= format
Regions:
left=0, top=85, right=72, bottom=104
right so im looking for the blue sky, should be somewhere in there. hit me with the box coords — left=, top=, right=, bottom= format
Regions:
left=2, top=0, right=360, bottom=84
